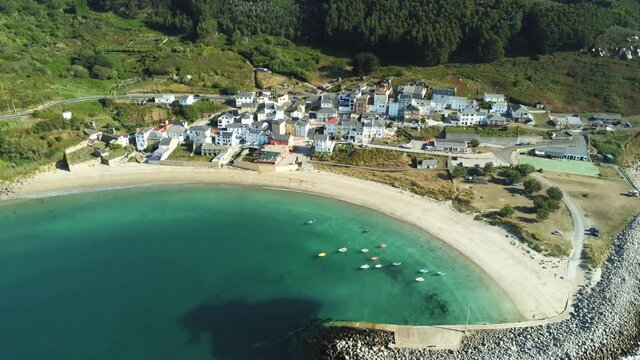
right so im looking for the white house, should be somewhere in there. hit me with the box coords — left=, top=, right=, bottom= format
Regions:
left=271, top=119, right=286, bottom=135
left=430, top=100, right=447, bottom=114
left=317, top=108, right=338, bottom=122
left=217, top=112, right=236, bottom=128
left=158, top=137, right=178, bottom=153
left=246, top=129, right=270, bottom=146
left=295, top=120, right=311, bottom=139
left=155, top=95, right=176, bottom=105
left=373, top=94, right=389, bottom=115
left=215, top=130, right=242, bottom=147
left=483, top=93, right=505, bottom=103
left=362, top=119, right=385, bottom=143
left=491, top=101, right=509, bottom=114
left=431, top=88, right=456, bottom=103
left=320, top=94, right=336, bottom=109
left=485, top=113, right=508, bottom=126
left=412, top=99, right=431, bottom=115
left=314, top=134, right=335, bottom=153
left=167, top=125, right=188, bottom=143
left=388, top=102, right=400, bottom=118
left=235, top=92, right=255, bottom=107
left=104, top=134, right=129, bottom=147
left=178, top=95, right=195, bottom=106
left=187, top=125, right=211, bottom=142
left=226, top=123, right=249, bottom=139
left=135, top=127, right=154, bottom=151
left=449, top=96, right=470, bottom=111
left=459, top=109, right=480, bottom=126
left=325, top=117, right=339, bottom=137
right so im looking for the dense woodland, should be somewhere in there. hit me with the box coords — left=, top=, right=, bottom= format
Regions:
left=83, top=0, right=640, bottom=64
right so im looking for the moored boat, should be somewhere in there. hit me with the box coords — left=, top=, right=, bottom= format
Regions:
left=360, top=264, right=370, bottom=269
left=361, top=248, right=369, bottom=253
left=338, top=247, right=348, bottom=253
left=415, top=277, right=425, bottom=282
left=419, top=268, right=429, bottom=273
left=379, top=243, right=387, bottom=248
left=305, top=219, right=315, bottom=225
left=370, top=256, right=379, bottom=261
left=435, top=271, right=446, bottom=276
left=318, top=252, right=327, bottom=257
left=374, top=264, right=382, bottom=269
left=392, top=262, right=402, bottom=266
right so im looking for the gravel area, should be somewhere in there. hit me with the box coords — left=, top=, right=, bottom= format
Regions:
left=293, top=165, right=640, bottom=360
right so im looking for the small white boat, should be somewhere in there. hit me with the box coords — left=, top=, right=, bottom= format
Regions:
left=338, top=247, right=348, bottom=253
left=419, top=268, right=429, bottom=274
left=379, top=243, right=387, bottom=248
left=361, top=248, right=369, bottom=253
left=360, top=264, right=370, bottom=269
left=374, top=264, right=382, bottom=269
left=392, top=262, right=402, bottom=266
left=318, top=252, right=327, bottom=257
left=305, top=219, right=315, bottom=225
left=363, top=228, right=371, bottom=234
left=435, top=271, right=446, bottom=276
left=415, top=277, right=425, bottom=282
left=370, top=256, right=379, bottom=261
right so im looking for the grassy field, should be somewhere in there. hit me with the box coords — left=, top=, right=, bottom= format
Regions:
left=541, top=172, right=640, bottom=267
left=518, top=155, right=601, bottom=177
left=374, top=52, right=640, bottom=115
left=460, top=176, right=574, bottom=257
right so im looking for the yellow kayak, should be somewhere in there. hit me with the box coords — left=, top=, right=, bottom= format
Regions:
left=318, top=252, right=327, bottom=257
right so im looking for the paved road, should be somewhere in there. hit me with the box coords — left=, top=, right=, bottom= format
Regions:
left=0, top=93, right=233, bottom=121
left=498, top=143, right=588, bottom=281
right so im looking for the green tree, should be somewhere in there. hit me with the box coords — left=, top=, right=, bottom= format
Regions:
left=503, top=168, right=522, bottom=185
left=536, top=206, right=550, bottom=221
left=523, top=178, right=542, bottom=194
left=547, top=187, right=563, bottom=201
left=515, top=163, right=536, bottom=177
left=470, top=138, right=480, bottom=148
left=452, top=165, right=467, bottom=179
left=352, top=53, right=379, bottom=76
left=483, top=162, right=495, bottom=177
left=498, top=205, right=515, bottom=217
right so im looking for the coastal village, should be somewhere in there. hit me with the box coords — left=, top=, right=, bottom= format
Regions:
left=73, top=79, right=627, bottom=173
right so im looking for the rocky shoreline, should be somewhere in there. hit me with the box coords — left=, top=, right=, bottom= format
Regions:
left=292, top=168, right=640, bottom=360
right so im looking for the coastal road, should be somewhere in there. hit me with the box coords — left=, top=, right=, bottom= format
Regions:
left=533, top=173, right=588, bottom=280
left=0, top=93, right=233, bottom=122
left=496, top=144, right=588, bottom=281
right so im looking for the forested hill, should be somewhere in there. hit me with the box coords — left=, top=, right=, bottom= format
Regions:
left=87, top=0, right=640, bottom=65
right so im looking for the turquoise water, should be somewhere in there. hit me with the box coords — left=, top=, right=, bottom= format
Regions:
left=0, top=185, right=521, bottom=359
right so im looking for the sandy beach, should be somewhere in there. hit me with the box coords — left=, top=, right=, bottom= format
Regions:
left=3, top=163, right=571, bottom=321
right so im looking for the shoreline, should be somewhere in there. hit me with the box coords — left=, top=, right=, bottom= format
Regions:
left=2, top=163, right=572, bottom=323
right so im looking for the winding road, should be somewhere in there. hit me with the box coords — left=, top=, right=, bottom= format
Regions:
left=494, top=143, right=588, bottom=281
left=0, top=93, right=233, bottom=122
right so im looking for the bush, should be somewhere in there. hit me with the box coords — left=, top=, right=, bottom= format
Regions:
left=352, top=52, right=379, bottom=76
left=547, top=187, right=563, bottom=201
left=452, top=165, right=467, bottom=178
left=70, top=65, right=90, bottom=78
left=523, top=178, right=542, bottom=194
left=91, top=65, right=117, bottom=80
left=498, top=205, right=515, bottom=217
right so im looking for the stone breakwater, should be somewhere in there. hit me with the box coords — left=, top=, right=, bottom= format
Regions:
left=293, top=217, right=640, bottom=359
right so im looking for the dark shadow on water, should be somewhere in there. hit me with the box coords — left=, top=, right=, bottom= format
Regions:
left=180, top=298, right=322, bottom=360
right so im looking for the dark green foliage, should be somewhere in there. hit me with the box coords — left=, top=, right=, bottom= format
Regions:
left=352, top=53, right=379, bottom=76
left=469, top=138, right=480, bottom=148
left=503, top=168, right=523, bottom=185
left=94, top=0, right=640, bottom=65
left=515, top=163, right=536, bottom=177
left=523, top=177, right=542, bottom=194
left=547, top=187, right=564, bottom=201
left=452, top=165, right=467, bottom=179
left=498, top=205, right=515, bottom=217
